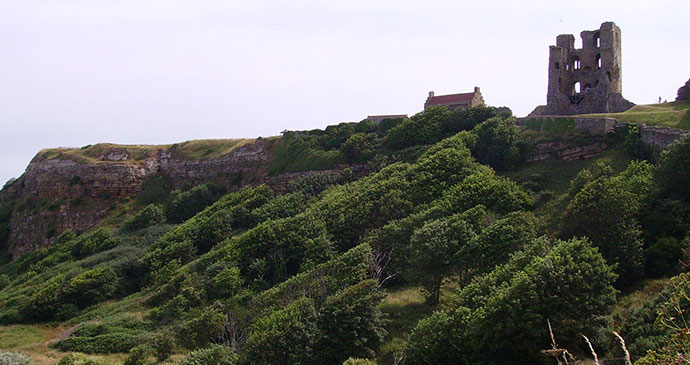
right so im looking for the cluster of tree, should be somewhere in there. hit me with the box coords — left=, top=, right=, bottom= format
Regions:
left=5, top=111, right=690, bottom=363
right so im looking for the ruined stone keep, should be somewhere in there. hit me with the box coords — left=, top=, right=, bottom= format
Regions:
left=530, top=22, right=634, bottom=116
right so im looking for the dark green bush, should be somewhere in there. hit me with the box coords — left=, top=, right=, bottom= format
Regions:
left=165, top=183, right=226, bottom=223
left=65, top=266, right=118, bottom=308
left=244, top=297, right=318, bottom=364
left=137, top=174, right=173, bottom=205
left=122, top=204, right=165, bottom=231
left=55, top=333, right=140, bottom=353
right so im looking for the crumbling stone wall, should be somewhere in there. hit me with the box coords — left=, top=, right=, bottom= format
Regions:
left=530, top=22, right=634, bottom=116
left=518, top=116, right=688, bottom=151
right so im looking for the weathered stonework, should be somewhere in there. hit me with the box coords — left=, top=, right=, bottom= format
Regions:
left=530, top=22, right=634, bottom=116
left=518, top=116, right=689, bottom=152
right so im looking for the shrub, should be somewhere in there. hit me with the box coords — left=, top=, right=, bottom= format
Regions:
left=0, top=351, right=32, bottom=365
left=122, top=204, right=165, bottom=231
left=470, top=116, right=529, bottom=171
left=244, top=298, right=318, bottom=364
left=64, top=267, right=118, bottom=308
left=313, top=280, right=387, bottom=363
left=54, top=333, right=140, bottom=353
left=178, top=344, right=237, bottom=365
left=165, top=183, right=225, bottom=223
left=123, top=344, right=153, bottom=365
left=57, top=353, right=104, bottom=365
left=71, top=228, right=118, bottom=258
left=137, top=174, right=173, bottom=205
left=175, top=305, right=226, bottom=349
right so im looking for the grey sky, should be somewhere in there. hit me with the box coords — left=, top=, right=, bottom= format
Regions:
left=1, top=0, right=688, bottom=185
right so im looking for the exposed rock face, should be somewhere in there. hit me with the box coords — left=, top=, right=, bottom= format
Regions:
left=677, top=78, right=690, bottom=101
left=1, top=138, right=366, bottom=258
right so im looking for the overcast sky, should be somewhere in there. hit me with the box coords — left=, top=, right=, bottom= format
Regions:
left=1, top=0, right=689, bottom=185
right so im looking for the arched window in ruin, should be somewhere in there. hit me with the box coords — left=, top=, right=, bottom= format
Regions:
left=594, top=33, right=601, bottom=48
left=555, top=62, right=560, bottom=70
left=573, top=56, right=581, bottom=70
left=573, top=81, right=581, bottom=95
left=595, top=54, right=602, bottom=69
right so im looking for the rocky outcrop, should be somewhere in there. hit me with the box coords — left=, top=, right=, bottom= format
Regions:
left=1, top=138, right=368, bottom=258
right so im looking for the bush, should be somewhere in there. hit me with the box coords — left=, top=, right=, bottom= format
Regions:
left=54, top=333, right=140, bottom=353
left=64, top=267, right=118, bottom=308
left=71, top=228, right=118, bottom=258
left=122, top=204, right=165, bottom=231
left=165, top=183, right=225, bottom=223
left=137, top=174, right=173, bottom=205
left=471, top=116, right=529, bottom=171
left=244, top=298, right=318, bottom=364
left=0, top=351, right=32, bottom=365
left=123, top=344, right=153, bottom=365
left=57, top=353, right=104, bottom=365
left=313, top=280, right=387, bottom=363
left=178, top=344, right=237, bottom=365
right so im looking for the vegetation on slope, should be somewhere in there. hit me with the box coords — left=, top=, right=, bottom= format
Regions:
left=576, top=101, right=690, bottom=130
left=1, top=105, right=690, bottom=364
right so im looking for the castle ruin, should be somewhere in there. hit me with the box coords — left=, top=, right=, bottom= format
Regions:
left=530, top=22, right=634, bottom=116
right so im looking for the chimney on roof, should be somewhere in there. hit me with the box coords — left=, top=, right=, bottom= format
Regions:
left=429, top=91, right=435, bottom=98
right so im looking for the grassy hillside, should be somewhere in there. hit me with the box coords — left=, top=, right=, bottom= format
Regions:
left=2, top=106, right=690, bottom=364
left=576, top=101, right=690, bottom=129
left=32, top=139, right=256, bottom=165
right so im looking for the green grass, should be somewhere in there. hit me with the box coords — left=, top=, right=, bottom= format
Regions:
left=377, top=285, right=433, bottom=363
left=268, top=139, right=345, bottom=175
left=503, top=147, right=632, bottom=234
left=576, top=101, right=690, bottom=130
left=32, top=139, right=256, bottom=165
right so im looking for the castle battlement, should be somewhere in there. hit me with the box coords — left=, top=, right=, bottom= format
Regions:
left=530, top=22, right=634, bottom=116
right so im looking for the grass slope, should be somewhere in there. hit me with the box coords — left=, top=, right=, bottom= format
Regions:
left=32, top=138, right=256, bottom=165
left=576, top=101, right=690, bottom=130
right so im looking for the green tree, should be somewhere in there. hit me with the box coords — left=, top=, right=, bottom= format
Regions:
left=409, top=215, right=476, bottom=304
left=65, top=267, right=118, bottom=308
left=243, top=297, right=318, bottom=364
left=470, top=116, right=529, bottom=171
left=656, top=134, right=690, bottom=201
left=563, top=161, right=654, bottom=287
left=314, top=280, right=387, bottom=363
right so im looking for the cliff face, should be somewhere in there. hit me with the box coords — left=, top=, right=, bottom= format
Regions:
left=1, top=139, right=277, bottom=257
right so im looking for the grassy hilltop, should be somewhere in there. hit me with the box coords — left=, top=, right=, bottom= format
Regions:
left=1, top=105, right=689, bottom=364
left=576, top=101, right=690, bottom=129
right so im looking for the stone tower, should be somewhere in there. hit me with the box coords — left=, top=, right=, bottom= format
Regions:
left=530, top=22, right=634, bottom=116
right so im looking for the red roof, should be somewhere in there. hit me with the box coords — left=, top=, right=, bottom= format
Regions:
left=427, top=92, right=474, bottom=106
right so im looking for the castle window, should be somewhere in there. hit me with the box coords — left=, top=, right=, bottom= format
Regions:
left=555, top=62, right=560, bottom=70
left=574, top=81, right=581, bottom=94
left=573, top=57, right=581, bottom=70
left=594, top=33, right=601, bottom=48
left=595, top=54, right=602, bottom=69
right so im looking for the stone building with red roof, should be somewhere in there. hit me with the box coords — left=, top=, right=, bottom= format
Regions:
left=424, top=87, right=484, bottom=111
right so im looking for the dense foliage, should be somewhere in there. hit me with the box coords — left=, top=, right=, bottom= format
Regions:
left=2, top=113, right=690, bottom=364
